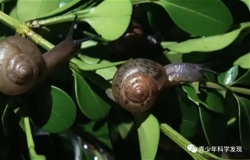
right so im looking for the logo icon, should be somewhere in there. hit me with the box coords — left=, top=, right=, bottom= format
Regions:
left=187, top=144, right=198, bottom=153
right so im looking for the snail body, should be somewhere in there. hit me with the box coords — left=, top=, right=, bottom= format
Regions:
left=108, top=58, right=218, bottom=113
left=0, top=16, right=95, bottom=96
left=163, top=63, right=218, bottom=86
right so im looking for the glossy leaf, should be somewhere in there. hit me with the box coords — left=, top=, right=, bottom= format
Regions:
left=72, top=56, right=126, bottom=71
left=72, top=69, right=110, bottom=120
left=199, top=107, right=227, bottom=147
left=133, top=113, right=160, bottom=160
left=200, top=89, right=226, bottom=114
left=43, top=86, right=76, bottom=133
left=28, top=85, right=77, bottom=133
left=161, top=22, right=250, bottom=53
left=182, top=86, right=225, bottom=113
left=233, top=70, right=250, bottom=86
left=9, top=7, right=19, bottom=20
left=234, top=52, right=250, bottom=69
left=83, top=0, right=133, bottom=40
left=182, top=85, right=208, bottom=107
left=204, top=71, right=218, bottom=83
left=158, top=0, right=233, bottom=36
left=218, top=66, right=239, bottom=85
left=81, top=71, right=111, bottom=91
left=41, top=0, right=94, bottom=18
left=78, top=55, right=118, bottom=80
left=16, top=0, right=60, bottom=21
left=162, top=50, right=183, bottom=63
left=178, top=98, right=199, bottom=138
left=96, top=65, right=117, bottom=81
left=234, top=95, right=250, bottom=150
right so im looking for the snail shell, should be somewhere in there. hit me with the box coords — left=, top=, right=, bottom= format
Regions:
left=111, top=58, right=167, bottom=113
left=0, top=36, right=46, bottom=95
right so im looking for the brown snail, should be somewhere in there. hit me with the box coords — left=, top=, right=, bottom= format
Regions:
left=0, top=15, right=96, bottom=96
left=106, top=58, right=219, bottom=113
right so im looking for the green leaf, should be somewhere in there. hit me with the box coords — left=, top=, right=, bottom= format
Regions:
left=16, top=0, right=60, bottom=21
left=1, top=104, right=10, bottom=135
left=161, top=22, right=250, bottom=53
left=79, top=121, right=112, bottom=149
left=182, top=85, right=208, bottom=107
left=158, top=0, right=233, bottom=36
left=143, top=3, right=171, bottom=33
left=42, top=86, right=76, bottom=133
left=72, top=69, right=110, bottom=120
left=72, top=56, right=126, bottom=71
left=9, top=7, right=18, bottom=20
left=234, top=52, right=250, bottom=69
left=182, top=86, right=225, bottom=114
left=108, top=107, right=141, bottom=160
left=41, top=0, right=94, bottom=18
left=95, top=61, right=117, bottom=81
left=178, top=98, right=199, bottom=138
left=0, top=0, right=10, bottom=4
left=81, top=71, right=111, bottom=91
left=218, top=66, right=239, bottom=85
left=199, top=107, right=227, bottom=147
left=240, top=0, right=250, bottom=11
left=233, top=70, right=250, bottom=86
left=28, top=85, right=76, bottom=133
left=224, top=92, right=238, bottom=117
left=83, top=0, right=133, bottom=40
left=162, top=50, right=183, bottom=63
left=234, top=95, right=250, bottom=150
left=133, top=113, right=160, bottom=160
left=200, top=89, right=226, bottom=114
left=78, top=55, right=118, bottom=80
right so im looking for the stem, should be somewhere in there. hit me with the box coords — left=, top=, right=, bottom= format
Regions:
left=23, top=117, right=46, bottom=160
left=0, top=11, right=54, bottom=49
left=160, top=123, right=224, bottom=160
left=33, top=14, right=75, bottom=26
left=83, top=31, right=109, bottom=43
left=130, top=0, right=153, bottom=5
left=203, top=82, right=250, bottom=96
left=28, top=8, right=92, bottom=27
left=0, top=11, right=100, bottom=76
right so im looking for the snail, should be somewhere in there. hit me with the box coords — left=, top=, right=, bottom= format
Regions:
left=106, top=58, right=219, bottom=113
left=0, top=15, right=96, bottom=96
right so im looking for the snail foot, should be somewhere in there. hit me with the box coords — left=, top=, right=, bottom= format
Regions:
left=67, top=15, right=101, bottom=45
left=105, top=88, right=116, bottom=102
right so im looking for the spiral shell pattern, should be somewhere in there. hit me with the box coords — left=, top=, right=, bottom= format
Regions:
left=111, top=58, right=167, bottom=113
left=121, top=73, right=158, bottom=112
left=0, top=36, right=45, bottom=95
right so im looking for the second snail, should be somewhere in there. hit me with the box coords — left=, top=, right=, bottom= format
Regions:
left=106, top=58, right=219, bottom=113
left=0, top=16, right=97, bottom=96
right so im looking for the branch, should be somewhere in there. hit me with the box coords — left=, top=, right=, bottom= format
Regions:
left=203, top=82, right=250, bottom=96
